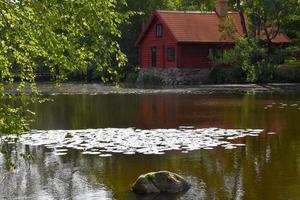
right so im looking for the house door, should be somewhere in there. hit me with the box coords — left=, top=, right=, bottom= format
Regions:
left=151, top=47, right=157, bottom=67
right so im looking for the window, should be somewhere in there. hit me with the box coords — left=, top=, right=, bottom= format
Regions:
left=167, top=47, right=175, bottom=62
left=156, top=24, right=163, bottom=37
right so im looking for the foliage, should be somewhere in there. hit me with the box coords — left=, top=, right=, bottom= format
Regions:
left=20, top=152, right=35, bottom=161
left=0, top=94, right=37, bottom=137
left=0, top=0, right=132, bottom=137
left=209, top=67, right=246, bottom=84
left=124, top=70, right=139, bottom=85
left=210, top=38, right=295, bottom=83
left=0, top=0, right=132, bottom=84
left=236, top=0, right=299, bottom=43
left=210, top=0, right=300, bottom=84
left=219, top=16, right=238, bottom=41
left=136, top=74, right=163, bottom=86
left=283, top=10, right=300, bottom=44
left=274, top=64, right=300, bottom=83
left=0, top=143, right=17, bottom=171
left=0, top=0, right=135, bottom=170
left=0, top=0, right=134, bottom=171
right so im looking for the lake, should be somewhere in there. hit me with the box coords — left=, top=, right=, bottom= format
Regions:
left=1, top=92, right=300, bottom=200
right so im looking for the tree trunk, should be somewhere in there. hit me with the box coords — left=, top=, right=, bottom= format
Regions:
left=236, top=0, right=248, bottom=37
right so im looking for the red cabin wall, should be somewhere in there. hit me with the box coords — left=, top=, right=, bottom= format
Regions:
left=140, top=18, right=177, bottom=68
left=179, top=44, right=212, bottom=68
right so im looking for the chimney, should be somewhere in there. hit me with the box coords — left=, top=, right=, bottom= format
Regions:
left=216, top=0, right=229, bottom=17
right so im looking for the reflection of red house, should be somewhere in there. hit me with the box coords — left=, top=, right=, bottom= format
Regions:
left=137, top=95, right=237, bottom=129
left=135, top=0, right=290, bottom=69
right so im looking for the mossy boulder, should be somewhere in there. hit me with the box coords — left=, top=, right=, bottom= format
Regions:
left=132, top=171, right=191, bottom=194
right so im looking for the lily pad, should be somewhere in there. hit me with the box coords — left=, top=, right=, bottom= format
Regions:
left=3, top=127, right=265, bottom=157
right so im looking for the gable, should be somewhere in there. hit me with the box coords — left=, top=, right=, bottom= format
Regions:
left=135, top=13, right=177, bottom=47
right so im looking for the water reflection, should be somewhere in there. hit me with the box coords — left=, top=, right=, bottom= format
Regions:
left=0, top=93, right=299, bottom=199
left=33, top=94, right=300, bottom=131
left=0, top=145, right=114, bottom=199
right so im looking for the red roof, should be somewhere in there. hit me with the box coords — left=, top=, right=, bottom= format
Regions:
left=135, top=10, right=291, bottom=46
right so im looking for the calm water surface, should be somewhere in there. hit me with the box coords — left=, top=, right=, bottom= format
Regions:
left=1, top=93, right=300, bottom=200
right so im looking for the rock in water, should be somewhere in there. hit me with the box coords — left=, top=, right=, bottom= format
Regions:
left=132, top=175, right=160, bottom=194
left=132, top=171, right=191, bottom=194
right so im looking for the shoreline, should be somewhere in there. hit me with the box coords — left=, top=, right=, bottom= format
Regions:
left=30, top=82, right=300, bottom=95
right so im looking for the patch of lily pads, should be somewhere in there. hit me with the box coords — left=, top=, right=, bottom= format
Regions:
left=2, top=128, right=267, bottom=156
left=264, top=102, right=300, bottom=110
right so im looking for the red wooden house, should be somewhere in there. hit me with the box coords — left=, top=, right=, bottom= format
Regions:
left=135, top=0, right=290, bottom=69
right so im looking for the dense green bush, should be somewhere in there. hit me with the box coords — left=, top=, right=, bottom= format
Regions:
left=274, top=64, right=300, bottom=83
left=137, top=74, right=163, bottom=86
left=209, top=38, right=297, bottom=83
left=209, top=67, right=246, bottom=84
left=124, top=71, right=139, bottom=84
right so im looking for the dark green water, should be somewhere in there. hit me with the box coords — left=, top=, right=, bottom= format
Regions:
left=1, top=93, right=300, bottom=200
